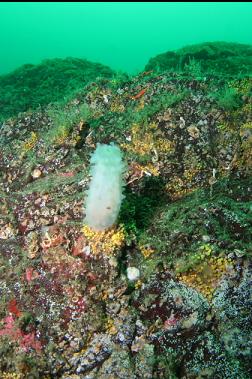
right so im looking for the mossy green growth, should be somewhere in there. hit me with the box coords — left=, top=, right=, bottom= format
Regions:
left=118, top=176, right=168, bottom=244
left=0, top=57, right=115, bottom=122
left=44, top=103, right=90, bottom=147
left=209, top=87, right=242, bottom=110
left=136, top=176, right=252, bottom=277
left=145, top=41, right=252, bottom=77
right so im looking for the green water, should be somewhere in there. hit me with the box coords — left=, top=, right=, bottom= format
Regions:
left=1, top=1, right=252, bottom=75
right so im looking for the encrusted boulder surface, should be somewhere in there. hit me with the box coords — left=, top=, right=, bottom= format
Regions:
left=0, top=65, right=251, bottom=378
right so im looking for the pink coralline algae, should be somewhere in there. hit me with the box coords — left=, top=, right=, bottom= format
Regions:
left=0, top=303, right=42, bottom=354
left=25, top=267, right=40, bottom=282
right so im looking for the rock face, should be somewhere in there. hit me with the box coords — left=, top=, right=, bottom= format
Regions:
left=0, top=52, right=251, bottom=378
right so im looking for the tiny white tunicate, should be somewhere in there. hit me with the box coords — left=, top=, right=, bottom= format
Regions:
left=126, top=267, right=140, bottom=281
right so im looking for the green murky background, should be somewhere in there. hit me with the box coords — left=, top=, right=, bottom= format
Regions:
left=1, top=2, right=252, bottom=75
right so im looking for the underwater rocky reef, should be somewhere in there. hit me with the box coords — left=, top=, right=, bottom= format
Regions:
left=0, top=57, right=115, bottom=123
left=145, top=41, right=252, bottom=77
left=0, top=42, right=252, bottom=378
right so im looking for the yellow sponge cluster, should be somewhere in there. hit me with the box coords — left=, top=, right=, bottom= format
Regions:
left=1, top=373, right=22, bottom=379
left=121, top=122, right=174, bottom=157
left=177, top=256, right=232, bottom=301
left=82, top=224, right=125, bottom=256
left=21, top=131, right=38, bottom=154
left=139, top=244, right=155, bottom=258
